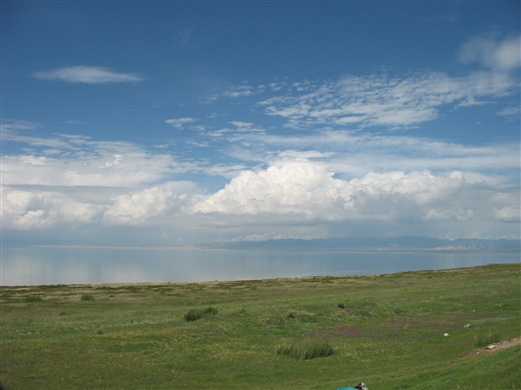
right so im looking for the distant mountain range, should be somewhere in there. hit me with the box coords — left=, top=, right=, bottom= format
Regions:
left=4, top=234, right=519, bottom=252
left=202, top=237, right=521, bottom=252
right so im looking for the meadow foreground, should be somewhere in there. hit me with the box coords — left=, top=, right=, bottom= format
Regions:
left=1, top=263, right=519, bottom=389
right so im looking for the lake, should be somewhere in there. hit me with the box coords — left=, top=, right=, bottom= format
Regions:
left=1, top=246, right=519, bottom=286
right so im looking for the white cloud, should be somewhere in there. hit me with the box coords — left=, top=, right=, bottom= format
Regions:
left=227, top=37, right=519, bottom=131
left=165, top=117, right=196, bottom=129
left=494, top=206, right=520, bottom=223
left=1, top=133, right=185, bottom=188
left=491, top=192, right=521, bottom=223
left=258, top=69, right=517, bottom=129
left=193, top=160, right=467, bottom=219
left=2, top=151, right=518, bottom=241
left=497, top=105, right=521, bottom=120
left=3, top=190, right=50, bottom=229
left=202, top=164, right=249, bottom=179
left=2, top=181, right=198, bottom=230
left=189, top=159, right=519, bottom=240
left=0, top=120, right=39, bottom=135
left=227, top=129, right=520, bottom=184
left=0, top=127, right=206, bottom=231
left=2, top=189, right=105, bottom=230
left=4, top=114, right=518, bottom=237
left=103, top=181, right=198, bottom=226
left=2, top=150, right=175, bottom=188
left=223, top=85, right=255, bottom=97
left=34, top=66, right=142, bottom=84
left=230, top=121, right=254, bottom=130
left=193, top=160, right=344, bottom=218
left=458, top=35, right=521, bottom=70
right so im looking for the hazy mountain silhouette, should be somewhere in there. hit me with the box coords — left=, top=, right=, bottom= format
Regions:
left=202, top=237, right=520, bottom=252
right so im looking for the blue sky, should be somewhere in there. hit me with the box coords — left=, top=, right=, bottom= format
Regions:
left=1, top=1, right=520, bottom=247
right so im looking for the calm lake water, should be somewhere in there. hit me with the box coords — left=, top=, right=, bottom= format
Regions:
left=1, top=247, right=519, bottom=286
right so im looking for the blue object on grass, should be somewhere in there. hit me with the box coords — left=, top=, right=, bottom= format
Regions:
left=337, top=381, right=369, bottom=390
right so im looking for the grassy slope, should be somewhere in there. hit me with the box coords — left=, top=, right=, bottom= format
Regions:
left=1, top=263, right=519, bottom=389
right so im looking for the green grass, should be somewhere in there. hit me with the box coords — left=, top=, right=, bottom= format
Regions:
left=0, top=263, right=519, bottom=389
left=277, top=338, right=334, bottom=360
left=474, top=329, right=502, bottom=347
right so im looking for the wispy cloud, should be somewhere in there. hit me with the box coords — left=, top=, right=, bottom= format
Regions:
left=33, top=66, right=142, bottom=84
left=497, top=105, right=521, bottom=121
left=1, top=131, right=186, bottom=188
left=203, top=35, right=520, bottom=131
left=165, top=117, right=196, bottom=129
left=223, top=85, right=256, bottom=97
left=458, top=34, right=521, bottom=70
left=225, top=128, right=519, bottom=175
left=257, top=70, right=517, bottom=129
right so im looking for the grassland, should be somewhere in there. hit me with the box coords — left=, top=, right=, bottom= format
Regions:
left=1, top=263, right=519, bottom=389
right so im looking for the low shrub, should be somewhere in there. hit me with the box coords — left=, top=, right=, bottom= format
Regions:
left=25, top=295, right=43, bottom=303
left=475, top=330, right=502, bottom=347
left=184, top=306, right=219, bottom=321
left=81, top=294, right=95, bottom=301
left=277, top=339, right=334, bottom=360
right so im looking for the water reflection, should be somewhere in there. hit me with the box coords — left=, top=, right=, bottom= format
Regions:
left=1, top=247, right=519, bottom=286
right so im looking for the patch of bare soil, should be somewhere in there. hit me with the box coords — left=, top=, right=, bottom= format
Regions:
left=462, top=337, right=521, bottom=358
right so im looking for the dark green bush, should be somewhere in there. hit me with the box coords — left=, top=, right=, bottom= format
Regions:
left=81, top=294, right=95, bottom=301
left=184, top=306, right=218, bottom=321
left=25, top=295, right=43, bottom=303
left=277, top=339, right=334, bottom=360
left=475, top=330, right=501, bottom=347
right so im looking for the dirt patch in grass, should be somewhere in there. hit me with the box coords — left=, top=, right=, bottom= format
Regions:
left=462, top=337, right=521, bottom=358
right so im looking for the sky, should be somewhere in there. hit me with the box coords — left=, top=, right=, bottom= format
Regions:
left=1, top=1, right=520, bottom=247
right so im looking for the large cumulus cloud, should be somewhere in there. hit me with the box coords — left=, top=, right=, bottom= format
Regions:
left=192, top=160, right=511, bottom=226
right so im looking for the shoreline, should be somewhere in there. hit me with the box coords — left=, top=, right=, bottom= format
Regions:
left=1, top=262, right=518, bottom=289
